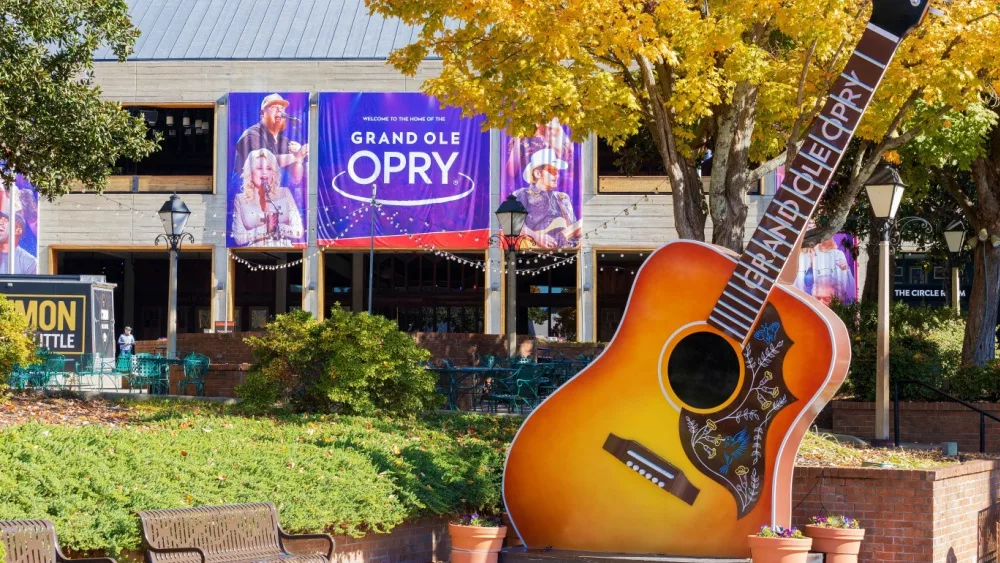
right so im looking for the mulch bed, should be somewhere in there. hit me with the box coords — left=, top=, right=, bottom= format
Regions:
left=0, top=393, right=133, bottom=428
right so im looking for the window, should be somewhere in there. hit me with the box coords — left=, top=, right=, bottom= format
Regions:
left=894, top=266, right=904, bottom=279
left=933, top=266, right=946, bottom=280
left=110, top=106, right=215, bottom=193
left=909, top=267, right=927, bottom=284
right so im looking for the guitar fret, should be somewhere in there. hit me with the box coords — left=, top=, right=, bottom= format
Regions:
left=759, top=226, right=795, bottom=248
left=741, top=262, right=776, bottom=285
left=745, top=247, right=783, bottom=275
left=717, top=300, right=756, bottom=325
left=829, top=93, right=863, bottom=113
left=782, top=186, right=816, bottom=206
left=771, top=198, right=810, bottom=222
left=818, top=114, right=855, bottom=137
left=747, top=238, right=788, bottom=265
left=765, top=212, right=798, bottom=233
left=734, top=272, right=769, bottom=294
left=799, top=149, right=835, bottom=172
left=867, top=23, right=901, bottom=44
left=711, top=308, right=752, bottom=332
left=840, top=72, right=874, bottom=92
left=727, top=283, right=765, bottom=304
left=853, top=49, right=887, bottom=70
left=788, top=166, right=828, bottom=191
left=807, top=134, right=844, bottom=158
left=708, top=314, right=745, bottom=341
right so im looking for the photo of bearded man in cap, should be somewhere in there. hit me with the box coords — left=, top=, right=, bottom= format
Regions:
left=234, top=93, right=308, bottom=186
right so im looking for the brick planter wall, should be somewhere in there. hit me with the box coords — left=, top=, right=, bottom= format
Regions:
left=136, top=332, right=604, bottom=368
left=832, top=401, right=1000, bottom=453
left=793, top=460, right=1000, bottom=562
left=285, top=515, right=450, bottom=563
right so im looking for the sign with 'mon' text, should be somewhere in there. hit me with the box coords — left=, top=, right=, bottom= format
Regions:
left=6, top=293, right=85, bottom=354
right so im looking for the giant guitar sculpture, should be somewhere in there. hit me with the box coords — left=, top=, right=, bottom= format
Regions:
left=503, top=0, right=933, bottom=557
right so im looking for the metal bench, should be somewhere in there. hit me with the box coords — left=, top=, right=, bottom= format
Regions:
left=0, top=520, right=116, bottom=563
left=138, top=503, right=334, bottom=563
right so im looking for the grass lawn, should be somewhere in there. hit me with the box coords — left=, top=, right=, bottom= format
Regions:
left=0, top=394, right=520, bottom=556
left=0, top=395, right=988, bottom=557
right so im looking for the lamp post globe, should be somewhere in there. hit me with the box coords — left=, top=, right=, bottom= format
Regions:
left=865, top=162, right=907, bottom=223
left=496, top=194, right=528, bottom=245
left=158, top=193, right=192, bottom=238
left=155, top=194, right=194, bottom=360
left=944, top=222, right=965, bottom=317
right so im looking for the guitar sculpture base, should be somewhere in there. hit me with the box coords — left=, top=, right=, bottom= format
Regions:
left=499, top=548, right=822, bottom=563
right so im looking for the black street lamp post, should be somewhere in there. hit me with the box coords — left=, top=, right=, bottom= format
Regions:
left=491, top=195, right=533, bottom=357
left=155, top=194, right=194, bottom=359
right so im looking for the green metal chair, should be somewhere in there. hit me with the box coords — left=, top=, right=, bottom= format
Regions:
left=178, top=353, right=210, bottom=396
left=126, top=354, right=164, bottom=394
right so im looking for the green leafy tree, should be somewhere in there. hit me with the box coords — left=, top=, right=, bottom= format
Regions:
left=239, top=309, right=441, bottom=416
left=0, top=0, right=158, bottom=197
left=369, top=0, right=1000, bottom=253
left=897, top=103, right=1000, bottom=366
left=0, top=294, right=35, bottom=389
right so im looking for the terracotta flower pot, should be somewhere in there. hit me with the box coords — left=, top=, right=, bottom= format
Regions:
left=747, top=535, right=812, bottom=563
left=449, top=523, right=507, bottom=563
left=804, top=525, right=865, bottom=563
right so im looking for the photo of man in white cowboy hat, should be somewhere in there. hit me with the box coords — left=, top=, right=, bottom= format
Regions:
left=511, top=148, right=582, bottom=248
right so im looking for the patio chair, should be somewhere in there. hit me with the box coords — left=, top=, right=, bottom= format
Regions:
left=126, top=354, right=164, bottom=394
left=178, top=352, right=210, bottom=396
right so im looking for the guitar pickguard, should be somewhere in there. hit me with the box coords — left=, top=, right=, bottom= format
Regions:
left=679, top=304, right=797, bottom=518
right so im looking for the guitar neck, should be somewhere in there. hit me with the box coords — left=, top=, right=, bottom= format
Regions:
left=708, top=23, right=904, bottom=343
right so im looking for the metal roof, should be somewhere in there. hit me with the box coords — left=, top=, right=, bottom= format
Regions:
left=94, top=0, right=423, bottom=61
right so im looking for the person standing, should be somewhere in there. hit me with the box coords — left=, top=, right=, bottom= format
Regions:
left=118, top=326, right=135, bottom=356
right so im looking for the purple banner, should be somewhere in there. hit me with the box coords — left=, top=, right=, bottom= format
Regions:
left=317, top=92, right=490, bottom=248
left=227, top=92, right=309, bottom=248
left=793, top=233, right=858, bottom=306
left=500, top=120, right=583, bottom=249
left=0, top=176, right=38, bottom=275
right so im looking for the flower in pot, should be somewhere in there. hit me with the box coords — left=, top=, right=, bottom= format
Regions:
left=805, top=515, right=865, bottom=563
left=449, top=513, right=507, bottom=563
left=748, top=525, right=812, bottom=563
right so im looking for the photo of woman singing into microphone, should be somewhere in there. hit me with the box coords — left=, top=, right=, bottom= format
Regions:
left=227, top=92, right=309, bottom=248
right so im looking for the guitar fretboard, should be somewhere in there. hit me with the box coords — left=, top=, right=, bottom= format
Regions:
left=708, top=24, right=904, bottom=343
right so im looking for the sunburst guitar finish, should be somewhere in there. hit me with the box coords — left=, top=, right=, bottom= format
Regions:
left=502, top=0, right=933, bottom=557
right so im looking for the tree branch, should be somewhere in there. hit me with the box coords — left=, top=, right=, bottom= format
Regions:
left=937, top=169, right=980, bottom=226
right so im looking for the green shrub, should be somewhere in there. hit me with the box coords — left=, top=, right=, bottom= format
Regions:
left=239, top=309, right=440, bottom=415
left=830, top=301, right=966, bottom=400
left=0, top=294, right=37, bottom=396
left=0, top=409, right=519, bottom=556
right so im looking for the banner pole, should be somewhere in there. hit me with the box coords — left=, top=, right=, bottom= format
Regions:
left=368, top=184, right=376, bottom=314
left=8, top=178, right=15, bottom=275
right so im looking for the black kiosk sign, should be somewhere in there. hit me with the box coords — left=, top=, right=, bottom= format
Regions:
left=0, top=275, right=115, bottom=358
left=7, top=293, right=85, bottom=353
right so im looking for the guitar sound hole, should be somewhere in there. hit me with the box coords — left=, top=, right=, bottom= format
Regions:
left=667, top=331, right=740, bottom=410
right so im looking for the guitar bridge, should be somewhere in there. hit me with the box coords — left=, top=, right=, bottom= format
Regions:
left=603, top=433, right=700, bottom=506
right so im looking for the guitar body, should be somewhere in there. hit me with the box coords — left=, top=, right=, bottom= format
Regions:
left=503, top=240, right=850, bottom=558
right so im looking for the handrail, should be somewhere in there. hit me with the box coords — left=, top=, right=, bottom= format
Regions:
left=893, top=379, right=1000, bottom=453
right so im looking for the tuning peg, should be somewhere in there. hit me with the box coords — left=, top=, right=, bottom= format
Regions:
left=929, top=7, right=944, bottom=16
left=992, top=235, right=1000, bottom=248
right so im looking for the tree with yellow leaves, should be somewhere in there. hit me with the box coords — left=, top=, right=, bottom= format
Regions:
left=368, top=0, right=1000, bottom=255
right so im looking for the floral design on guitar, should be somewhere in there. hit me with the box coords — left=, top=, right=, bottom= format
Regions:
left=680, top=304, right=797, bottom=518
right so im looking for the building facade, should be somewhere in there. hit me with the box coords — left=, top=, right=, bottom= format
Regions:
left=37, top=0, right=778, bottom=343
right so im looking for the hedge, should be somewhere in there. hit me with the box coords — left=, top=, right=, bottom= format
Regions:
left=0, top=406, right=519, bottom=557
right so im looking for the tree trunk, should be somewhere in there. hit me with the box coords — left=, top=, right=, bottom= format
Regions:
left=861, top=234, right=883, bottom=304
left=709, top=82, right=758, bottom=253
left=962, top=242, right=1000, bottom=366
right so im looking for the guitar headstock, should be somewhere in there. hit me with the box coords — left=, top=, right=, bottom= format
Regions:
left=870, top=0, right=934, bottom=38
